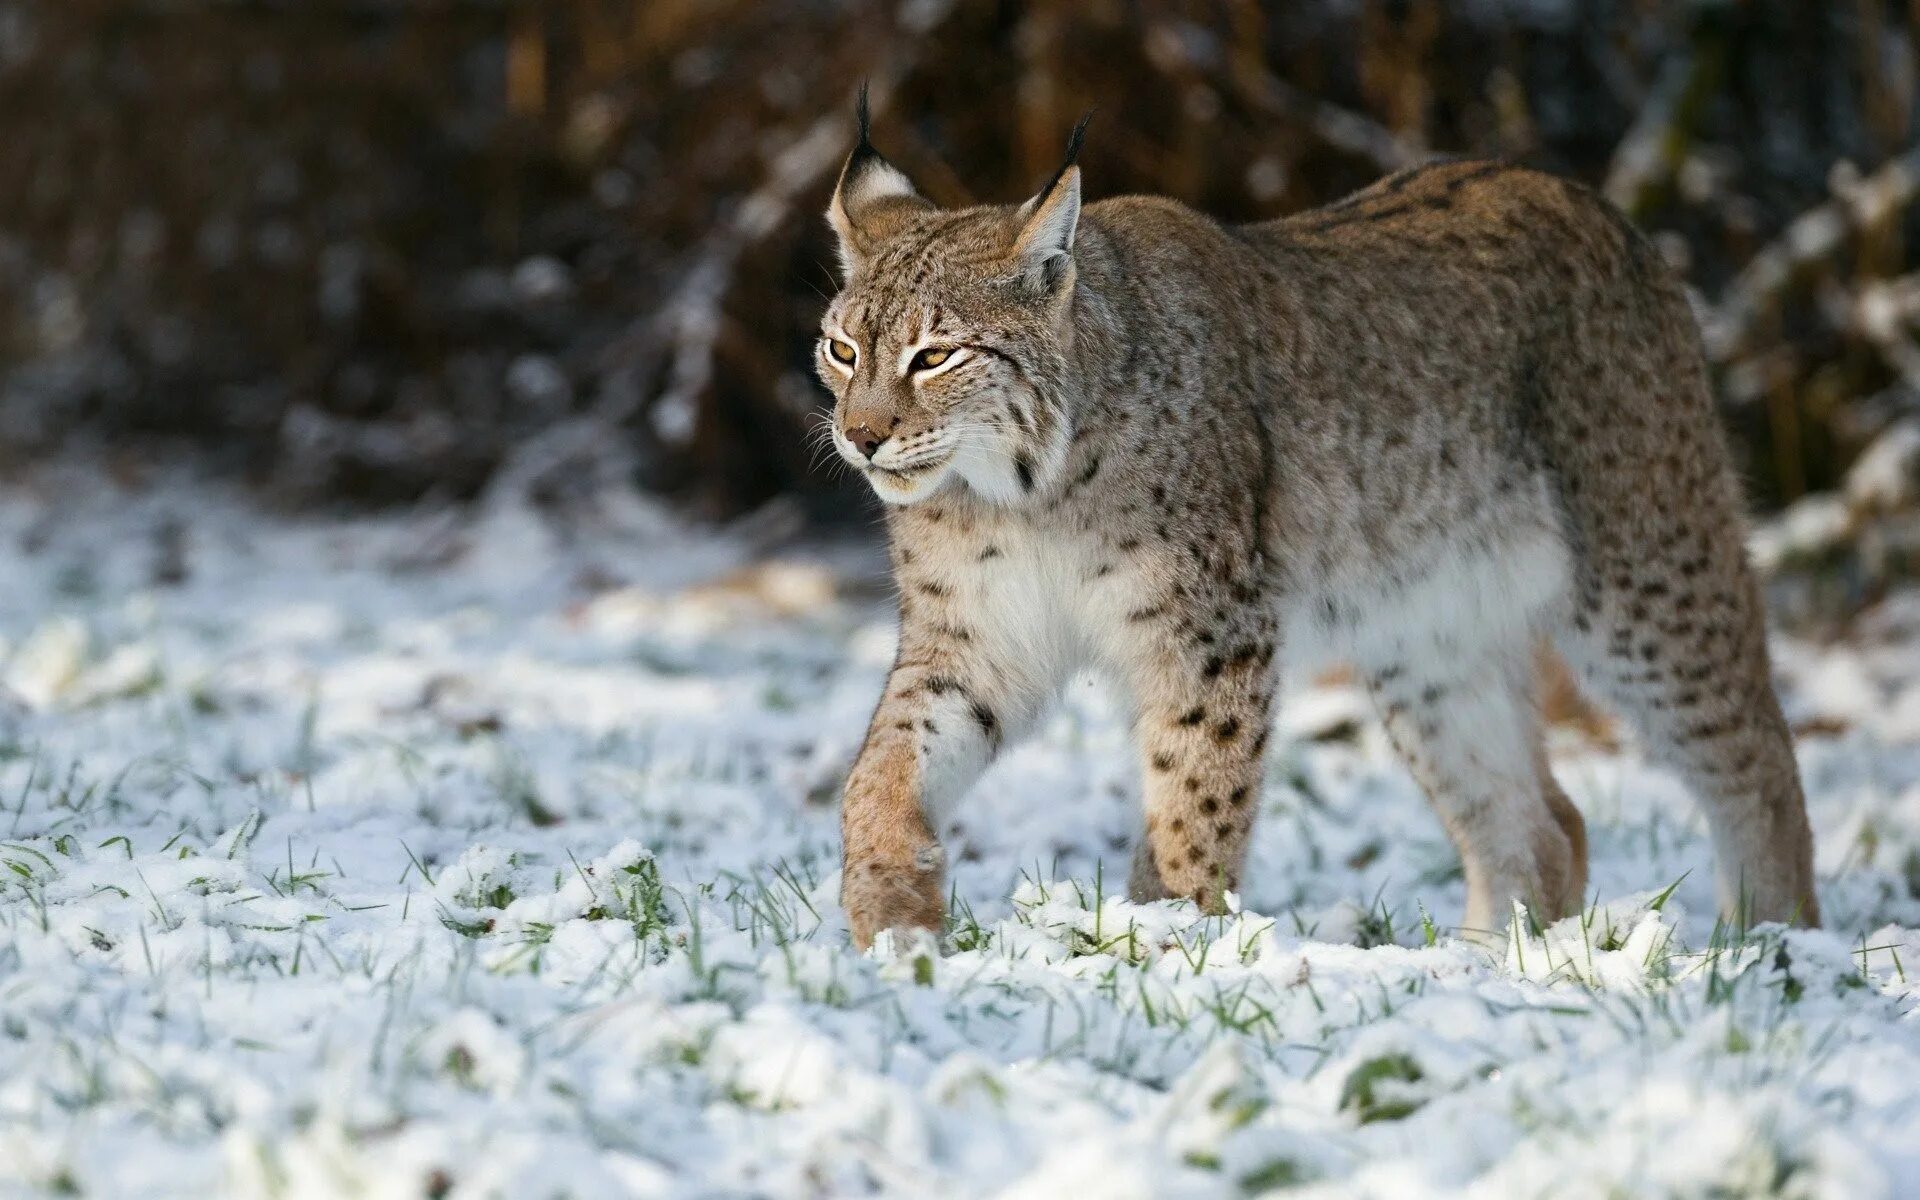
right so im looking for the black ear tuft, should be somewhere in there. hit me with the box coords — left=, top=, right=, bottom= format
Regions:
left=1039, top=110, right=1094, bottom=200
left=855, top=81, right=874, bottom=152
left=829, top=84, right=930, bottom=270
left=1064, top=110, right=1093, bottom=168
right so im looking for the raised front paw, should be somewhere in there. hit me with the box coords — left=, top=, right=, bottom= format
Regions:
left=842, top=845, right=945, bottom=952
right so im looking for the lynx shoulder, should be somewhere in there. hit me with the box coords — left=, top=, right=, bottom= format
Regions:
left=815, top=96, right=1818, bottom=951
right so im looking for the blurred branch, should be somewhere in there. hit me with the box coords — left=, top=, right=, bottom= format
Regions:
left=1854, top=273, right=1920, bottom=391
left=604, top=4, right=961, bottom=454
left=1602, top=22, right=1723, bottom=217
left=619, top=110, right=851, bottom=444
left=1706, top=144, right=1920, bottom=371
left=1212, top=7, right=1418, bottom=174
left=1232, top=67, right=1417, bottom=174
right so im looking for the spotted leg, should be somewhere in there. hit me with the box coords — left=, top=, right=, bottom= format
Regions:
left=1123, top=603, right=1279, bottom=910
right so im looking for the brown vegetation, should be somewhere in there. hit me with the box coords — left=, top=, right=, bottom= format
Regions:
left=0, top=1, right=1914, bottom=518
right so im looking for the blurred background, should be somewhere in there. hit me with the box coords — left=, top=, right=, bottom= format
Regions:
left=1, top=0, right=1916, bottom=537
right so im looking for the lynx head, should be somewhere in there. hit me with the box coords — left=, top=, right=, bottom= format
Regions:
left=816, top=90, right=1087, bottom=506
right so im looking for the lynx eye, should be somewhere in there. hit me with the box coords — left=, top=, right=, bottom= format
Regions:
left=910, top=346, right=955, bottom=372
left=825, top=338, right=856, bottom=365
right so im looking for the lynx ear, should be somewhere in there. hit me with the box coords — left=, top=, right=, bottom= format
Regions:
left=1012, top=114, right=1090, bottom=295
left=828, top=84, right=931, bottom=273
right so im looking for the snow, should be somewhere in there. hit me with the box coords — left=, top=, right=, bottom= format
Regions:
left=3, top=469, right=1920, bottom=1198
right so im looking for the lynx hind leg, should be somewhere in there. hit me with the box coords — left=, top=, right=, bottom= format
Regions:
left=1540, top=750, right=1590, bottom=906
left=1366, top=650, right=1587, bottom=942
left=1127, top=835, right=1173, bottom=903
left=1127, top=616, right=1279, bottom=912
left=1556, top=564, right=1819, bottom=927
left=1532, top=252, right=1818, bottom=927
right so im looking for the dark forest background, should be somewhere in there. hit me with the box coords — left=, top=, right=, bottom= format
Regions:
left=1, top=0, right=1916, bottom=524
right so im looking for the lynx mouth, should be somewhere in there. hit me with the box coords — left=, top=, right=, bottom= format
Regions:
left=874, top=460, right=939, bottom=481
left=865, top=455, right=953, bottom=503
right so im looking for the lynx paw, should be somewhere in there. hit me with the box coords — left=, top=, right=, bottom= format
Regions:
left=843, top=846, right=945, bottom=952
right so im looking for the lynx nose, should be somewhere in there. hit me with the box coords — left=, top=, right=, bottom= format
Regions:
left=846, top=426, right=886, bottom=460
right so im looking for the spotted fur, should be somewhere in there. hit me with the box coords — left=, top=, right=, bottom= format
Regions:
left=817, top=107, right=1819, bottom=950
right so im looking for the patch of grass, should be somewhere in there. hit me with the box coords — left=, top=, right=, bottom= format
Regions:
left=1338, top=1052, right=1425, bottom=1124
left=439, top=907, right=494, bottom=938
left=1240, top=1159, right=1308, bottom=1191
left=947, top=893, right=992, bottom=953
left=1353, top=887, right=1398, bottom=949
left=491, top=749, right=562, bottom=827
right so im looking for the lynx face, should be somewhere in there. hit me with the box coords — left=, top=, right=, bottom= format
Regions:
left=816, top=237, right=1071, bottom=505
left=820, top=109, right=1085, bottom=507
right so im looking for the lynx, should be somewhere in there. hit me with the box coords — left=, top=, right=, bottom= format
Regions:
left=815, top=95, right=1819, bottom=951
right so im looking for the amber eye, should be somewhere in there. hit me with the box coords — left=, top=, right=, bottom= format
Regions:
left=910, top=347, right=954, bottom=372
left=826, top=338, right=856, bottom=365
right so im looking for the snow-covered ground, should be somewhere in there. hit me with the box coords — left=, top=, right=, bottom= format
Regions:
left=4, top=468, right=1920, bottom=1199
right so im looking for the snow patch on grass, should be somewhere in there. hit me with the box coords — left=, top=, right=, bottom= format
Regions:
left=2, top=473, right=1920, bottom=1196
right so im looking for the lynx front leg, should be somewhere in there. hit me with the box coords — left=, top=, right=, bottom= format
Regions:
left=841, top=574, right=1052, bottom=950
left=1126, top=617, right=1279, bottom=910
left=841, top=660, right=998, bottom=950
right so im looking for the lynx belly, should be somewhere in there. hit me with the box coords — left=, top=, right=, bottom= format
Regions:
left=1279, top=527, right=1574, bottom=676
